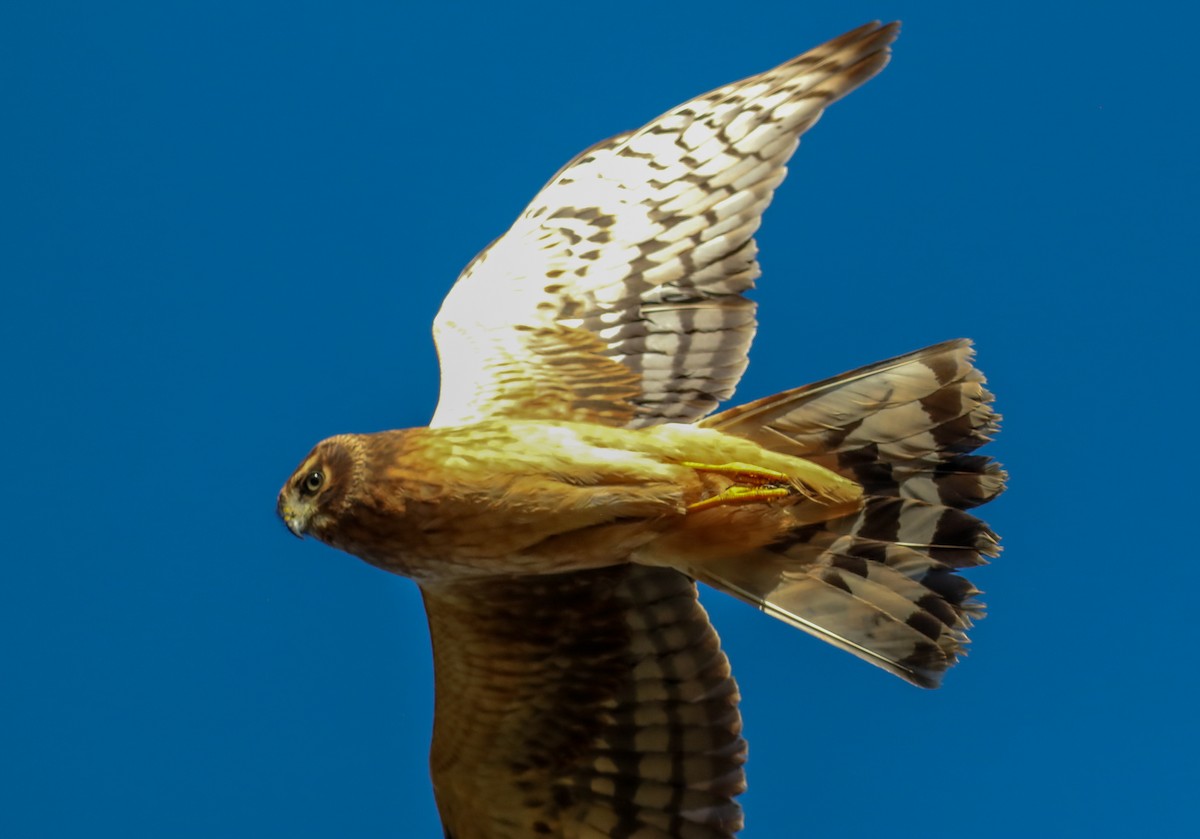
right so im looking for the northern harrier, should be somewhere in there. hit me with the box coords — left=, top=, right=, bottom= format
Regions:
left=278, top=21, right=1004, bottom=838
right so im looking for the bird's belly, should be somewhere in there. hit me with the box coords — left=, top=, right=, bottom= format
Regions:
left=323, top=419, right=859, bottom=583
left=338, top=422, right=694, bottom=581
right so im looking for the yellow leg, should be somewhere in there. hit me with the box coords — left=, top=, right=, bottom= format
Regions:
left=683, top=461, right=797, bottom=512
left=687, top=485, right=794, bottom=512
left=681, top=459, right=862, bottom=511
left=680, top=461, right=792, bottom=486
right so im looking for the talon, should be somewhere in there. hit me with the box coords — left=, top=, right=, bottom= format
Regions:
left=683, top=461, right=799, bottom=512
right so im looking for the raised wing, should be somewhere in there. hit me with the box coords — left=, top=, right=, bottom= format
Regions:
left=422, top=566, right=746, bottom=838
left=431, top=21, right=900, bottom=429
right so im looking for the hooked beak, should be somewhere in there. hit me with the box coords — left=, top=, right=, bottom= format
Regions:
left=278, top=500, right=307, bottom=539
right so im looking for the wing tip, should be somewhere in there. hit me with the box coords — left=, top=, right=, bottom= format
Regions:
left=824, top=21, right=903, bottom=100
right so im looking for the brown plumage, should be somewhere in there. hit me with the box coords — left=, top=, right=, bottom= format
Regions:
left=278, top=21, right=1005, bottom=837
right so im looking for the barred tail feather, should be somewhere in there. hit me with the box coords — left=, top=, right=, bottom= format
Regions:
left=699, top=340, right=1005, bottom=687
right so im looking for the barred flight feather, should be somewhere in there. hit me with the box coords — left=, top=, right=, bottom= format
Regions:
left=698, top=340, right=1005, bottom=686
left=422, top=566, right=746, bottom=838
left=431, top=22, right=900, bottom=430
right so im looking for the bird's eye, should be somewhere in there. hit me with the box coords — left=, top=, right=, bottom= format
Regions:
left=301, top=470, right=325, bottom=495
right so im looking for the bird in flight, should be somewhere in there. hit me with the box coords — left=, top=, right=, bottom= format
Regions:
left=278, top=21, right=1004, bottom=838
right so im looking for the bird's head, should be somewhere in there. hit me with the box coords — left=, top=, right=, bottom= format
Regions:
left=277, top=435, right=366, bottom=540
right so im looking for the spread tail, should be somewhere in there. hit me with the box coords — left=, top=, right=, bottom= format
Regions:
left=698, top=339, right=1005, bottom=687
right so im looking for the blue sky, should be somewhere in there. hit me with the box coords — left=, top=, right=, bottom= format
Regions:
left=4, top=1, right=1197, bottom=836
